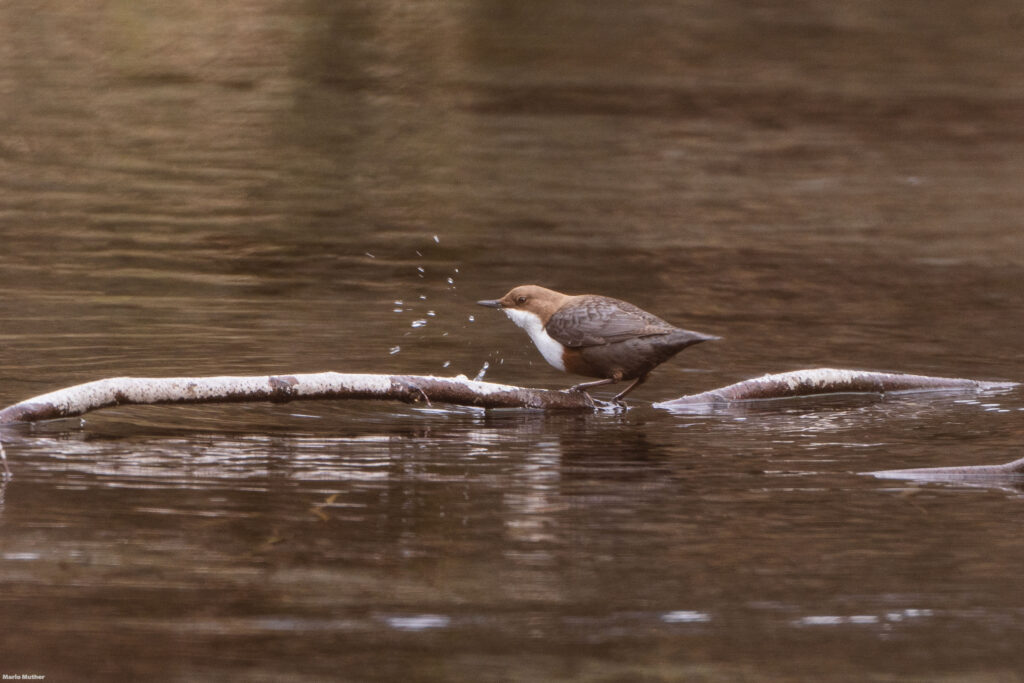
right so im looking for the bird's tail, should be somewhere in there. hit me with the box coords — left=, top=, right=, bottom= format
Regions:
left=665, top=328, right=720, bottom=350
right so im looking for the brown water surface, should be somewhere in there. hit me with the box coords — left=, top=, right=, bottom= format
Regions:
left=2, top=1, right=1024, bottom=681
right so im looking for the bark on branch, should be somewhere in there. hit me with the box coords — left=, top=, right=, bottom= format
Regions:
left=0, top=368, right=1015, bottom=426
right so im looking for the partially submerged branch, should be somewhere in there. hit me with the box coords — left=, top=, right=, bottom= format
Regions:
left=654, top=368, right=1015, bottom=411
left=0, top=368, right=1015, bottom=426
left=869, top=456, right=1024, bottom=483
left=0, top=373, right=604, bottom=425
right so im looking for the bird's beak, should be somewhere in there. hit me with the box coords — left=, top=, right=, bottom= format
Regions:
left=476, top=298, right=503, bottom=308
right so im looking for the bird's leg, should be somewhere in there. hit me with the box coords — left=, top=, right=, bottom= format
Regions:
left=612, top=374, right=648, bottom=402
left=568, top=378, right=616, bottom=394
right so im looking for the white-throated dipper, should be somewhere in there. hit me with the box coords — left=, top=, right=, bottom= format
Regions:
left=477, top=285, right=719, bottom=401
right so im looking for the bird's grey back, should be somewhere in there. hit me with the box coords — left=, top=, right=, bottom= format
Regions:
left=545, top=295, right=678, bottom=348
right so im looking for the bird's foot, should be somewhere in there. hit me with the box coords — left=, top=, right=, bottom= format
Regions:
left=594, top=398, right=629, bottom=414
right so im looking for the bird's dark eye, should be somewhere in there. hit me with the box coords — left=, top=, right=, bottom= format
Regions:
left=516, top=296, right=527, bottom=305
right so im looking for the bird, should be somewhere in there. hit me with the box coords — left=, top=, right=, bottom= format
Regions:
left=477, top=285, right=718, bottom=401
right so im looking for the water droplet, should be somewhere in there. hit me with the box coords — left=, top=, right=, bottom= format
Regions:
left=419, top=295, right=427, bottom=300
left=427, top=310, right=436, bottom=317
left=442, top=361, right=451, bottom=368
left=474, top=361, right=489, bottom=381
left=433, top=235, right=440, bottom=243
left=411, top=319, right=428, bottom=328
left=365, top=252, right=375, bottom=258
left=417, top=266, right=425, bottom=273
left=389, top=346, right=401, bottom=355
left=393, top=308, right=403, bottom=313
left=467, top=315, right=475, bottom=322
left=446, top=277, right=454, bottom=285
left=454, top=268, right=459, bottom=273
left=394, top=300, right=403, bottom=305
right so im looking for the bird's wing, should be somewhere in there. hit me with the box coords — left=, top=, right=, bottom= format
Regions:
left=545, top=296, right=676, bottom=348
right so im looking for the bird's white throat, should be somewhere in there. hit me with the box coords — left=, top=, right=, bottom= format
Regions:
left=502, top=308, right=567, bottom=372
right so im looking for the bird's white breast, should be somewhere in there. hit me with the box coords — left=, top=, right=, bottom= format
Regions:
left=503, top=308, right=567, bottom=372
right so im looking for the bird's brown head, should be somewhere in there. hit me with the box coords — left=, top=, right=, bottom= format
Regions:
left=476, top=285, right=571, bottom=324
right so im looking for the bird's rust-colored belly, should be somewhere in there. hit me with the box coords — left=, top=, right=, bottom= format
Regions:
left=561, top=347, right=613, bottom=380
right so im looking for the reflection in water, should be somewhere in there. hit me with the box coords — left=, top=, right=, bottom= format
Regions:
left=2, top=392, right=1024, bottom=678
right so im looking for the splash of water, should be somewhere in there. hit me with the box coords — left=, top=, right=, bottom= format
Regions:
left=474, top=361, right=489, bottom=381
